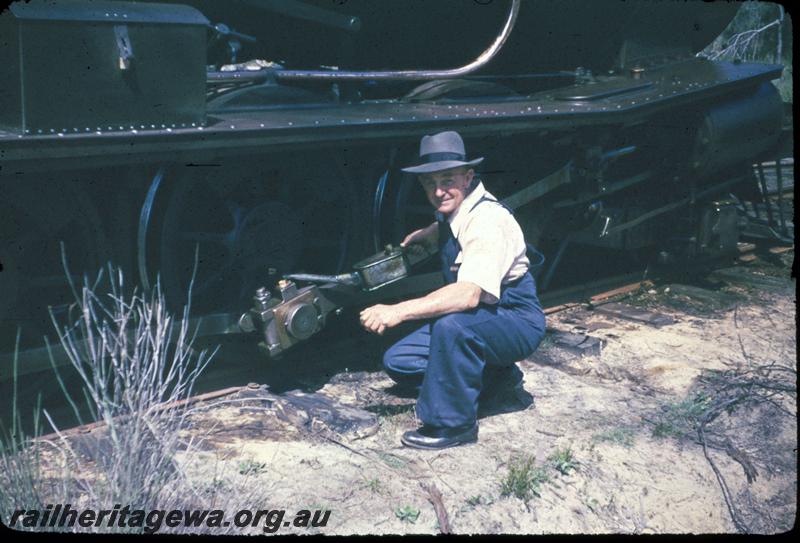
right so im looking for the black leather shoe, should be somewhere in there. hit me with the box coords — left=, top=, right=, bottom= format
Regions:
left=401, top=422, right=478, bottom=450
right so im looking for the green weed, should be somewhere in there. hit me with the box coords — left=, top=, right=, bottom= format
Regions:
left=394, top=505, right=420, bottom=523
left=361, top=476, right=382, bottom=494
left=651, top=393, right=713, bottom=438
left=466, top=495, right=482, bottom=506
left=377, top=452, right=408, bottom=470
left=548, top=447, right=578, bottom=475
left=370, top=404, right=417, bottom=430
left=237, top=459, right=267, bottom=476
left=592, top=427, right=636, bottom=448
left=461, top=494, right=494, bottom=513
left=500, top=454, right=549, bottom=501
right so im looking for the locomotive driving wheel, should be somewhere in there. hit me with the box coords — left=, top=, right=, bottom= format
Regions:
left=146, top=153, right=361, bottom=316
left=0, top=179, right=108, bottom=348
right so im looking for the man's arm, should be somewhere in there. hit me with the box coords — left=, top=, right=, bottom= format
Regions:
left=396, top=281, right=481, bottom=319
left=359, top=281, right=481, bottom=335
left=400, top=221, right=439, bottom=250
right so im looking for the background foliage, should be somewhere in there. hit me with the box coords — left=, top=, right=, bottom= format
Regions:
left=700, top=2, right=792, bottom=103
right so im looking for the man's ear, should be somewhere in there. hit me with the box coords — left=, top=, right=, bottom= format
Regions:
left=465, top=168, right=475, bottom=184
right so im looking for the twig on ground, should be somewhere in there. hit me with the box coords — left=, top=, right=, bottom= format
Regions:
left=733, top=305, right=752, bottom=370
left=535, top=429, right=564, bottom=437
left=422, top=457, right=457, bottom=494
left=420, top=482, right=451, bottom=534
left=698, top=425, right=750, bottom=533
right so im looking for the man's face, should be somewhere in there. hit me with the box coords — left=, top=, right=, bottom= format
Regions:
left=419, top=167, right=474, bottom=215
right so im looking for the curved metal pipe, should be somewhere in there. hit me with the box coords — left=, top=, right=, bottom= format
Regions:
left=208, top=0, right=520, bottom=84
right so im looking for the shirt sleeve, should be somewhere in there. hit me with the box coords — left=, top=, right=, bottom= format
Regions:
left=455, top=211, right=517, bottom=303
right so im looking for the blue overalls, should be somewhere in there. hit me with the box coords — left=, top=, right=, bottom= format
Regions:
left=383, top=196, right=546, bottom=429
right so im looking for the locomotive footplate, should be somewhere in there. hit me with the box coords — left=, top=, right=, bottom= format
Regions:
left=0, top=59, right=782, bottom=171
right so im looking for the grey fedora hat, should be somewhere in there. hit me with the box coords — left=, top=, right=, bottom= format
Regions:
left=401, top=131, right=484, bottom=174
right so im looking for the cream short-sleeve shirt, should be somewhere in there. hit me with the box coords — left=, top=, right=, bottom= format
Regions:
left=447, top=182, right=530, bottom=304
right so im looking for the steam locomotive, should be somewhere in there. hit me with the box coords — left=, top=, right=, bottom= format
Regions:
left=0, top=0, right=785, bottom=358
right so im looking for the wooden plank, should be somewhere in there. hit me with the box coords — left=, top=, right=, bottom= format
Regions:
left=544, top=303, right=581, bottom=315
left=595, top=302, right=675, bottom=328
left=589, top=281, right=647, bottom=304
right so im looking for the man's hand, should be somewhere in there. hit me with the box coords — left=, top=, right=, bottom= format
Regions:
left=360, top=304, right=404, bottom=335
left=400, top=222, right=438, bottom=253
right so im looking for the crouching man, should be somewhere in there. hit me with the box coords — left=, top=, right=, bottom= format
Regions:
left=359, top=131, right=546, bottom=450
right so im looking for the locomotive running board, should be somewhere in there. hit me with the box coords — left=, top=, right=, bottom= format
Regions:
left=1, top=60, right=782, bottom=171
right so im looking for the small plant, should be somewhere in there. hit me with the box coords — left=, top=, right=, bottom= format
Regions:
left=585, top=497, right=600, bottom=512
left=200, top=475, right=231, bottom=496
left=465, top=494, right=494, bottom=507
left=651, top=393, right=713, bottom=439
left=371, top=404, right=417, bottom=430
left=548, top=447, right=578, bottom=475
left=500, top=454, right=549, bottom=501
left=394, top=505, right=420, bottom=524
left=592, top=427, right=636, bottom=448
left=361, top=476, right=382, bottom=494
left=237, top=459, right=267, bottom=476
left=466, top=495, right=482, bottom=507
left=377, top=452, right=407, bottom=470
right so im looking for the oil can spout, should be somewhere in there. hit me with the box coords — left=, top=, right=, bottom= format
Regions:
left=282, top=272, right=362, bottom=288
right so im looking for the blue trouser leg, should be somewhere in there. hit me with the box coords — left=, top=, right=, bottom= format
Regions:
left=415, top=307, right=544, bottom=428
left=382, top=324, right=431, bottom=389
left=384, top=305, right=545, bottom=429
left=383, top=322, right=534, bottom=393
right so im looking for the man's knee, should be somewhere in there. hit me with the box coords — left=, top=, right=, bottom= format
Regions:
left=382, top=342, right=404, bottom=374
left=383, top=347, right=424, bottom=388
left=382, top=339, right=428, bottom=380
left=431, top=313, right=469, bottom=341
left=527, top=316, right=547, bottom=354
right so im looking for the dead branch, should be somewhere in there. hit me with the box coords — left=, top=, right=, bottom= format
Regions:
left=698, top=424, right=750, bottom=533
left=704, top=19, right=782, bottom=61
left=420, top=482, right=452, bottom=534
left=691, top=361, right=796, bottom=532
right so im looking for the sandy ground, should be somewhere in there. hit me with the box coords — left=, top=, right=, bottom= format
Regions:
left=169, top=251, right=796, bottom=535
left=20, top=251, right=793, bottom=535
